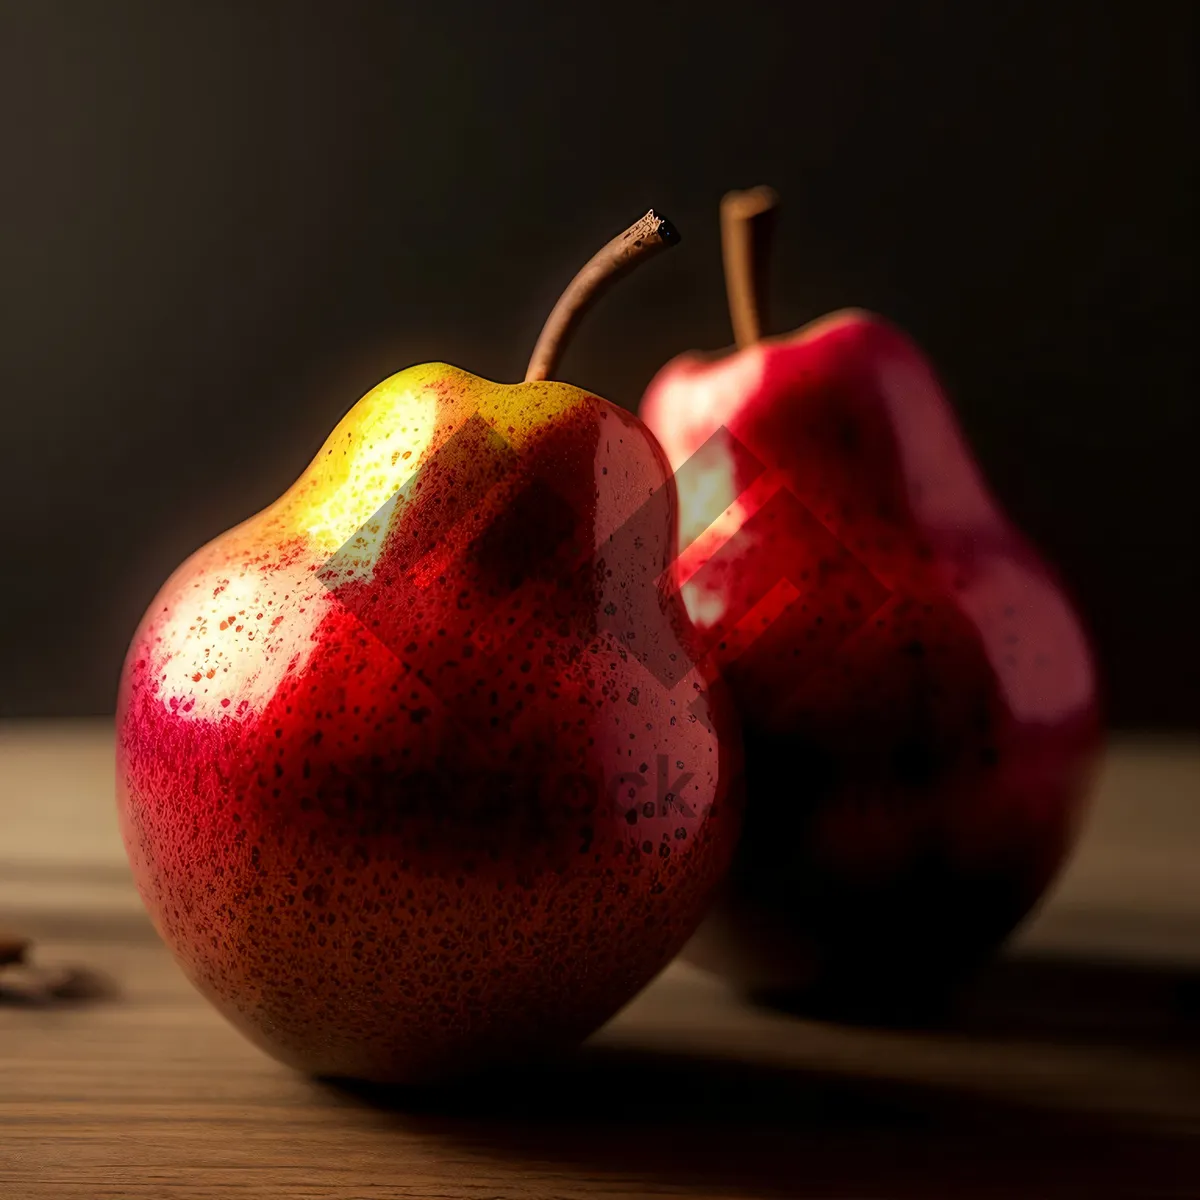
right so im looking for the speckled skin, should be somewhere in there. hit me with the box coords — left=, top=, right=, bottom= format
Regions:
left=117, top=364, right=741, bottom=1082
left=640, top=311, right=1102, bottom=1013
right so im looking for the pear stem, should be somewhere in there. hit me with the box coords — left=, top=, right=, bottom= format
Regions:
left=721, top=186, right=779, bottom=349
left=525, top=210, right=680, bottom=383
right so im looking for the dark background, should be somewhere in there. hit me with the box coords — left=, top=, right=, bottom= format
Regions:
left=0, top=1, right=1194, bottom=726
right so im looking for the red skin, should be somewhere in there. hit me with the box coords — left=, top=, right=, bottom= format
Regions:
left=117, top=375, right=741, bottom=1082
left=641, top=310, right=1103, bottom=1014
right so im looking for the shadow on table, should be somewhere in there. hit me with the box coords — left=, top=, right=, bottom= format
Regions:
left=959, top=950, right=1200, bottom=1045
left=322, top=948, right=1200, bottom=1199
left=751, top=949, right=1200, bottom=1047
left=325, top=1040, right=1197, bottom=1199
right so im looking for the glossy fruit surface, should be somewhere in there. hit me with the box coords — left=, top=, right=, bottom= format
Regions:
left=118, top=363, right=741, bottom=1081
left=641, top=310, right=1102, bottom=1013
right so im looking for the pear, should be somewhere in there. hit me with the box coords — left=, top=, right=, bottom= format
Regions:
left=117, top=214, right=742, bottom=1082
left=640, top=190, right=1101, bottom=1014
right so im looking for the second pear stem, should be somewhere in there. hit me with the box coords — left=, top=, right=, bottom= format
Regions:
left=721, top=186, right=779, bottom=349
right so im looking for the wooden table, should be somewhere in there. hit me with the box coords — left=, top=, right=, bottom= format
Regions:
left=1, top=721, right=1197, bottom=1198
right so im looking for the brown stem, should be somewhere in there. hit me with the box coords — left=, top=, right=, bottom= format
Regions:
left=525, top=210, right=680, bottom=382
left=721, top=186, right=779, bottom=349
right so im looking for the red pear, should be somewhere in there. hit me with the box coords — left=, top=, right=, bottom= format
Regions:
left=640, top=188, right=1102, bottom=1015
left=117, top=213, right=742, bottom=1082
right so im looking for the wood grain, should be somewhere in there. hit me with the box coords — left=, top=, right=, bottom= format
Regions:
left=1, top=720, right=1198, bottom=1198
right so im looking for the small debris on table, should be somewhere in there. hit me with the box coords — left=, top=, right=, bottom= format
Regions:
left=0, top=929, right=111, bottom=1004
left=0, top=927, right=30, bottom=967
